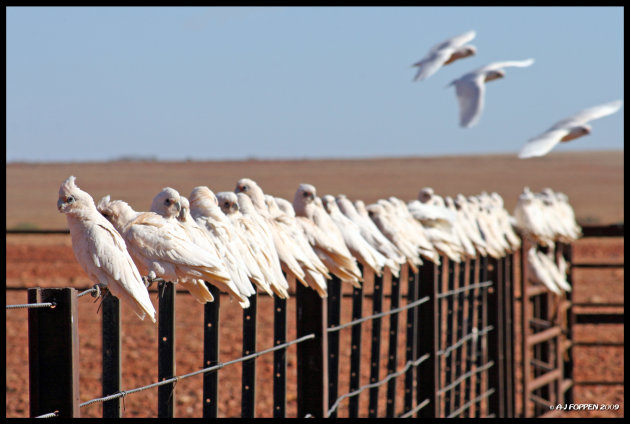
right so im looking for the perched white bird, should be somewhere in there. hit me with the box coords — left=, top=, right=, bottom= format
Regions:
left=448, top=59, right=535, bottom=127
left=57, top=176, right=156, bottom=323
left=527, top=247, right=561, bottom=295
left=216, top=191, right=288, bottom=298
left=234, top=179, right=308, bottom=287
left=150, top=187, right=221, bottom=304
left=335, top=194, right=406, bottom=267
left=518, top=100, right=623, bottom=158
left=321, top=194, right=399, bottom=277
left=187, top=186, right=259, bottom=306
left=513, top=187, right=555, bottom=247
left=536, top=247, right=572, bottom=292
left=293, top=183, right=363, bottom=287
left=412, top=30, right=477, bottom=82
left=97, top=194, right=249, bottom=308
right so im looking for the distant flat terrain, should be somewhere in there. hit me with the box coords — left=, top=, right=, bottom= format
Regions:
left=6, top=150, right=623, bottom=229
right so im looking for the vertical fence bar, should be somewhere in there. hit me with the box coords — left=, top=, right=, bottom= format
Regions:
left=296, top=280, right=328, bottom=418
left=444, top=259, right=455, bottom=416
left=465, top=257, right=477, bottom=417
left=474, top=255, right=487, bottom=417
left=521, top=241, right=532, bottom=417
left=368, top=272, right=385, bottom=417
left=418, top=260, right=439, bottom=418
left=386, top=269, right=401, bottom=417
left=273, top=293, right=287, bottom=418
left=158, top=281, right=176, bottom=418
left=348, top=283, right=364, bottom=417
left=404, top=264, right=419, bottom=413
left=102, top=294, right=122, bottom=418
left=326, top=276, right=342, bottom=418
left=242, top=289, right=258, bottom=418
left=563, top=242, right=574, bottom=405
left=203, top=284, right=221, bottom=418
left=487, top=256, right=505, bottom=417
left=28, top=287, right=80, bottom=418
left=453, top=260, right=466, bottom=413
left=504, top=253, right=515, bottom=417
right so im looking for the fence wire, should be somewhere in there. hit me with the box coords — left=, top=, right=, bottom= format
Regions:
left=326, top=353, right=431, bottom=417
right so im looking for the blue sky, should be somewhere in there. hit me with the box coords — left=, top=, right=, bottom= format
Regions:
left=6, top=6, right=624, bottom=162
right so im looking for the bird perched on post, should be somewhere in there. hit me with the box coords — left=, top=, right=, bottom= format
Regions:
left=57, top=176, right=156, bottom=323
left=411, top=30, right=477, bottom=82
left=97, top=193, right=249, bottom=307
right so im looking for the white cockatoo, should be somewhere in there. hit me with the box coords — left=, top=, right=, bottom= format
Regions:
left=216, top=191, right=288, bottom=298
left=335, top=194, right=406, bottom=267
left=57, top=176, right=156, bottom=323
left=292, top=183, right=363, bottom=287
left=187, top=186, right=260, bottom=305
left=321, top=194, right=399, bottom=277
left=447, top=59, right=535, bottom=128
left=518, top=100, right=623, bottom=158
left=527, top=247, right=561, bottom=295
left=412, top=30, right=477, bottom=82
left=97, top=194, right=249, bottom=307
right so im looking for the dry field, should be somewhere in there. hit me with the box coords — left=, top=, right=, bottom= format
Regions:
left=5, top=151, right=624, bottom=417
left=6, top=150, right=624, bottom=230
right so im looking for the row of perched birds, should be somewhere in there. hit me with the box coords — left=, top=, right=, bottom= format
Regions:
left=57, top=176, right=580, bottom=323
left=513, top=187, right=580, bottom=295
left=411, top=30, right=623, bottom=158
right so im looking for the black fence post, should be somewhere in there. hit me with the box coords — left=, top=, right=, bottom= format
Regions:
left=386, top=268, right=402, bottom=417
left=273, top=293, right=288, bottom=418
left=296, top=280, right=328, bottom=418
left=418, top=260, right=439, bottom=417
left=203, top=284, right=221, bottom=418
left=368, top=271, right=385, bottom=417
left=242, top=288, right=258, bottom=418
left=326, top=276, right=342, bottom=418
left=158, top=281, right=176, bottom=418
left=102, top=294, right=122, bottom=418
left=348, top=282, right=364, bottom=417
left=486, top=256, right=505, bottom=417
left=28, top=287, right=80, bottom=418
left=404, top=264, right=419, bottom=413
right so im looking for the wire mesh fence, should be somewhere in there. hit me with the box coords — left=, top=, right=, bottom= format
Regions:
left=9, top=227, right=609, bottom=418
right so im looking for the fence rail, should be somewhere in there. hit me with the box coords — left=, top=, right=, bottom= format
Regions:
left=12, top=226, right=623, bottom=417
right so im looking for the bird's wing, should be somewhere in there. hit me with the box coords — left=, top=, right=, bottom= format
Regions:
left=552, top=100, right=623, bottom=128
left=413, top=49, right=451, bottom=81
left=484, top=58, right=535, bottom=71
left=453, top=77, right=484, bottom=128
left=430, top=30, right=476, bottom=52
left=518, top=128, right=570, bottom=159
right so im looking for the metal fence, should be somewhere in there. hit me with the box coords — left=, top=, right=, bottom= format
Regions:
left=8, top=227, right=577, bottom=418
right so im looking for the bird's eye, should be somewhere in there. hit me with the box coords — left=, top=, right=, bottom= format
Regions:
left=241, top=185, right=248, bottom=192
left=164, top=199, right=171, bottom=205
left=303, top=192, right=309, bottom=197
left=224, top=201, right=230, bottom=208
left=66, top=195, right=75, bottom=204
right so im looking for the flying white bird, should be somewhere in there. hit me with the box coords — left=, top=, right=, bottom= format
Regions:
left=448, top=59, right=535, bottom=128
left=412, top=30, right=477, bottom=82
left=57, top=176, right=156, bottom=323
left=518, top=100, right=623, bottom=158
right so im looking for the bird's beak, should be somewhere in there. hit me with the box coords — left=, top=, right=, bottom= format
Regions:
left=57, top=198, right=64, bottom=211
left=175, top=201, right=181, bottom=212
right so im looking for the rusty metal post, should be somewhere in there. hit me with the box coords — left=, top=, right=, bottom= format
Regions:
left=28, top=287, right=80, bottom=418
